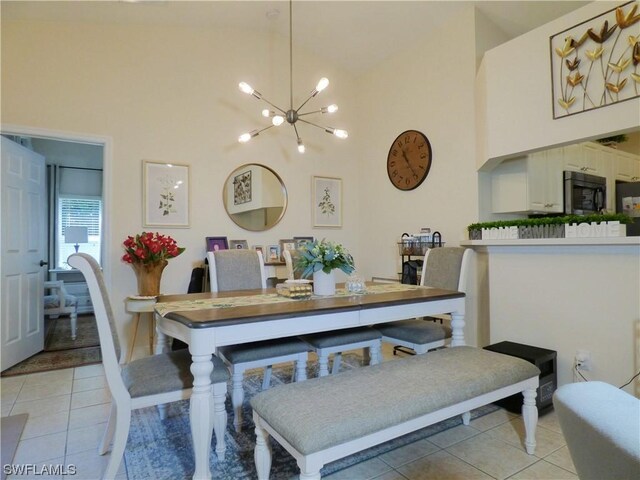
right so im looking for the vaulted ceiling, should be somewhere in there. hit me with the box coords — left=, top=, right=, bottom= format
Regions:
left=2, top=1, right=590, bottom=73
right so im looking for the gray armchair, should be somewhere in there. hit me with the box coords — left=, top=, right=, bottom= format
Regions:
left=553, top=381, right=640, bottom=480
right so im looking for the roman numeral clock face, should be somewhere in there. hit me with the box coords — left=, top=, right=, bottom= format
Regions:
left=386, top=130, right=432, bottom=191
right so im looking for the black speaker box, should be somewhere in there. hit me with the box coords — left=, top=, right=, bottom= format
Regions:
left=484, top=341, right=557, bottom=413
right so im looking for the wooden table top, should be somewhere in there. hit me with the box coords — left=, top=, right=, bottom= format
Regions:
left=157, top=284, right=464, bottom=328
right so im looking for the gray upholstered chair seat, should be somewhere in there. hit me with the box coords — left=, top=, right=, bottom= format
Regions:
left=300, top=327, right=382, bottom=377
left=377, top=247, right=470, bottom=355
left=122, top=349, right=229, bottom=398
left=44, top=293, right=78, bottom=308
left=251, top=346, right=540, bottom=455
left=218, top=337, right=310, bottom=364
left=300, top=327, right=381, bottom=349
left=375, top=319, right=451, bottom=344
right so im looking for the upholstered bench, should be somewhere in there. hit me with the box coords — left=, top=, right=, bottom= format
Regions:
left=251, top=346, right=540, bottom=480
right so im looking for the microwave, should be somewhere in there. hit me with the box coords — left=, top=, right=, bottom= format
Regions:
left=564, top=171, right=606, bottom=215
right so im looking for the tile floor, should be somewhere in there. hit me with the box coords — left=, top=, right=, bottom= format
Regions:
left=1, top=353, right=578, bottom=480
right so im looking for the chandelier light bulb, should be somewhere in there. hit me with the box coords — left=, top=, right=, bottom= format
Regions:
left=333, top=129, right=348, bottom=139
left=316, top=77, right=329, bottom=92
left=239, top=82, right=255, bottom=95
left=235, top=2, right=347, bottom=154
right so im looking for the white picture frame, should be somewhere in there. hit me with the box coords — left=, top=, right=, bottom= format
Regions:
left=143, top=161, right=190, bottom=228
left=312, top=176, right=342, bottom=228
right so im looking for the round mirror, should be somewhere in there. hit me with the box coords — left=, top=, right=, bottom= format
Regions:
left=223, top=163, right=287, bottom=231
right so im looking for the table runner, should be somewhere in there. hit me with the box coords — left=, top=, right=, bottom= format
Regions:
left=155, top=283, right=422, bottom=317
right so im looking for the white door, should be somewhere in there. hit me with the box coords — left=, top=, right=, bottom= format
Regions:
left=1, top=136, right=47, bottom=370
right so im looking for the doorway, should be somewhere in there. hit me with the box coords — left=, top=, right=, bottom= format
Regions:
left=1, top=126, right=111, bottom=374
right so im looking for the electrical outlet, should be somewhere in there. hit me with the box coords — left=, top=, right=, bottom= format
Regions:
left=575, top=350, right=592, bottom=371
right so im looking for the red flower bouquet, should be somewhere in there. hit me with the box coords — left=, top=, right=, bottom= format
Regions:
left=122, top=232, right=185, bottom=265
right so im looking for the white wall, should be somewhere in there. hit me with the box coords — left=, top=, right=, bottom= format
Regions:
left=483, top=243, right=640, bottom=396
left=355, top=6, right=481, bottom=344
left=1, top=20, right=360, bottom=352
left=480, top=1, right=640, bottom=167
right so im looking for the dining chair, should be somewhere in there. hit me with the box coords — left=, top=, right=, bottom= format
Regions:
left=374, top=247, right=472, bottom=355
left=44, top=280, right=78, bottom=340
left=68, top=253, right=230, bottom=479
left=282, top=248, right=382, bottom=376
left=207, top=249, right=310, bottom=432
left=282, top=249, right=301, bottom=280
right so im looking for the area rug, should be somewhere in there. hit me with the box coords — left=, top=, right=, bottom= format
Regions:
left=124, top=353, right=498, bottom=480
left=45, top=314, right=100, bottom=351
left=1, top=315, right=102, bottom=377
left=1, top=414, right=28, bottom=480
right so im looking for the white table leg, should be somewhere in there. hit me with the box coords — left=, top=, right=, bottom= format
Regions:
left=154, top=314, right=172, bottom=355
left=190, top=352, right=215, bottom=480
left=450, top=312, right=466, bottom=347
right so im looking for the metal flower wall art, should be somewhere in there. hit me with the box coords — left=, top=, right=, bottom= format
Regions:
left=550, top=1, right=640, bottom=119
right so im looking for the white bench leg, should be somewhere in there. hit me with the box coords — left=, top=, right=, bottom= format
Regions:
left=232, top=369, right=245, bottom=432
left=255, top=419, right=272, bottom=480
left=522, top=388, right=538, bottom=455
left=213, top=382, right=227, bottom=461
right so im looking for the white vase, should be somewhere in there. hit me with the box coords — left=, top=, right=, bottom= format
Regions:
left=313, top=269, right=336, bottom=296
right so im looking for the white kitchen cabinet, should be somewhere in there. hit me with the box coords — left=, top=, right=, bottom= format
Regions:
left=491, top=150, right=563, bottom=214
left=563, top=143, right=605, bottom=176
left=615, top=151, right=640, bottom=182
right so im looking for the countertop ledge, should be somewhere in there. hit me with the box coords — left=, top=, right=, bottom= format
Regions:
left=461, top=237, right=640, bottom=247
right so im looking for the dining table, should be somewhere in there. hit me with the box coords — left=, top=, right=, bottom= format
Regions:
left=153, top=282, right=466, bottom=480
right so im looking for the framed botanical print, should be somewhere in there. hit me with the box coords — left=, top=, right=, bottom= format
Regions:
left=143, top=161, right=190, bottom=227
left=312, top=176, right=342, bottom=228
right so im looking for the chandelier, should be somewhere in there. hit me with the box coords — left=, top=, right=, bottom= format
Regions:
left=237, top=0, right=348, bottom=153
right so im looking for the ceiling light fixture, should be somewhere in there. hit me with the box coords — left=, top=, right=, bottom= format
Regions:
left=237, top=0, right=348, bottom=153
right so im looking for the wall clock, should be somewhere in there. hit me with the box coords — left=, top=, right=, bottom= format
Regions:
left=386, top=130, right=432, bottom=191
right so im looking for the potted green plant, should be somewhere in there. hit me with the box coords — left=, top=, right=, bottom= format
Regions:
left=467, top=213, right=632, bottom=240
left=295, top=239, right=355, bottom=295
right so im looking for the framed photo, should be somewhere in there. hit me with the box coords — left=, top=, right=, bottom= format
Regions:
left=252, top=246, right=264, bottom=256
left=206, top=236, right=228, bottom=252
left=266, top=245, right=281, bottom=263
left=230, top=239, right=249, bottom=250
left=233, top=169, right=252, bottom=205
left=293, top=236, right=314, bottom=248
left=312, top=176, right=342, bottom=228
left=279, top=239, right=296, bottom=262
left=143, top=161, right=190, bottom=227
